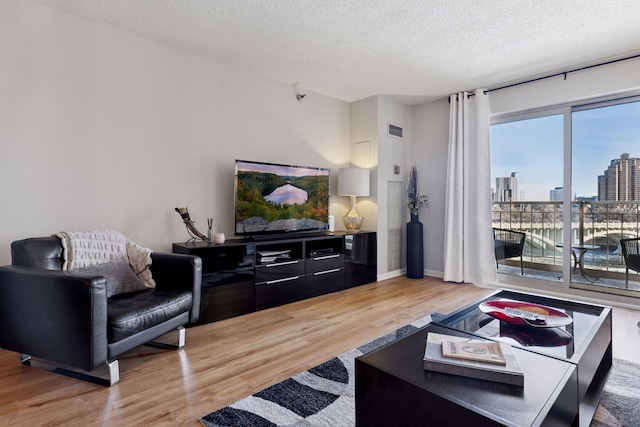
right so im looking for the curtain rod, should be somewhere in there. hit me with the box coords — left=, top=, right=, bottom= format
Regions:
left=461, top=52, right=640, bottom=99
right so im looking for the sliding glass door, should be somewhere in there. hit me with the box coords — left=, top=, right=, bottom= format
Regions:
left=491, top=92, right=640, bottom=297
left=490, top=114, right=564, bottom=283
left=571, top=99, right=640, bottom=296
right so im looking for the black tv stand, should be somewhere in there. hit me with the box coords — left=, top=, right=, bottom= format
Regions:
left=173, top=231, right=376, bottom=324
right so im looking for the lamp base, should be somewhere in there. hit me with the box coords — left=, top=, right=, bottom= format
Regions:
left=342, top=194, right=365, bottom=231
left=343, top=195, right=364, bottom=231
left=343, top=215, right=364, bottom=231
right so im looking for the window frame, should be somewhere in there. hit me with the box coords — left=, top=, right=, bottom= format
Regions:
left=489, top=89, right=640, bottom=292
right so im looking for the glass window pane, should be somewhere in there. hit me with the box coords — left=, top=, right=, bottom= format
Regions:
left=571, top=100, right=640, bottom=294
left=490, top=115, right=564, bottom=281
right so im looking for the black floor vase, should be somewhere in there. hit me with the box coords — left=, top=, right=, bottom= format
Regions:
left=406, top=213, right=424, bottom=279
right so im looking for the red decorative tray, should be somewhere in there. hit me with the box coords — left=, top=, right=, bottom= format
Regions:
left=479, top=300, right=573, bottom=328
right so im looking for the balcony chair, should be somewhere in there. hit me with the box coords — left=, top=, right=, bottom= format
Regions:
left=619, top=237, right=640, bottom=289
left=0, top=234, right=202, bottom=386
left=493, top=228, right=526, bottom=275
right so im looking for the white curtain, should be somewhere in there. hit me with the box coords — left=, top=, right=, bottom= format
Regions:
left=443, top=89, right=498, bottom=286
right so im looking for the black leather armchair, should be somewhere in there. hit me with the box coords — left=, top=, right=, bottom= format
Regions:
left=0, top=237, right=202, bottom=385
left=493, top=228, right=526, bottom=275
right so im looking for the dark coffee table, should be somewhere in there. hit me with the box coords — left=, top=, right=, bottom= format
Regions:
left=355, top=290, right=612, bottom=427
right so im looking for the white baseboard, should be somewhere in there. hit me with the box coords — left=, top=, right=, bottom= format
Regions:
left=376, top=269, right=445, bottom=282
left=424, top=269, right=444, bottom=278
left=377, top=269, right=405, bottom=281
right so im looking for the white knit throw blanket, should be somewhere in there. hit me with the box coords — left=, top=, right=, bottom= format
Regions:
left=55, top=230, right=155, bottom=288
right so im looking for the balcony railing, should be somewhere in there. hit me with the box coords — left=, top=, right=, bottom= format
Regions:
left=492, top=201, right=640, bottom=275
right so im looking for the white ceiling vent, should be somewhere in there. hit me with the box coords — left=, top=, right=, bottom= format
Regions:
left=388, top=123, right=404, bottom=139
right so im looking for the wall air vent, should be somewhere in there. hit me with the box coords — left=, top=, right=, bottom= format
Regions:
left=388, top=123, right=404, bottom=139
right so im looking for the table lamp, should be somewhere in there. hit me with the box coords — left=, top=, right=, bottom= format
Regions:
left=338, top=167, right=370, bottom=231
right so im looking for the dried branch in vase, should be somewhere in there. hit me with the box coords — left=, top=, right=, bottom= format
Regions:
left=407, top=164, right=429, bottom=215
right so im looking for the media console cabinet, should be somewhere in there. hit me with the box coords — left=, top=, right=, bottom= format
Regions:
left=173, top=231, right=376, bottom=324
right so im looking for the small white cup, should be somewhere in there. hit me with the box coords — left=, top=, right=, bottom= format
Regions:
left=213, top=232, right=225, bottom=244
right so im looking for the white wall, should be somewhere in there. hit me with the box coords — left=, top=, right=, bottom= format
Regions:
left=489, top=57, right=640, bottom=115
left=349, top=96, right=378, bottom=227
left=412, top=98, right=450, bottom=275
left=377, top=97, right=413, bottom=276
left=0, top=0, right=351, bottom=264
left=349, top=96, right=412, bottom=277
left=6, top=1, right=636, bottom=277
left=413, top=58, right=640, bottom=278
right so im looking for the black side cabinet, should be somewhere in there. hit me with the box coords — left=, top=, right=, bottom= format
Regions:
left=173, top=241, right=255, bottom=324
left=173, top=231, right=376, bottom=324
left=345, top=233, right=377, bottom=288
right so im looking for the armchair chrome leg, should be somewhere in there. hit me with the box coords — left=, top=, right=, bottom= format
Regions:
left=178, top=325, right=185, bottom=348
left=20, top=354, right=120, bottom=386
left=147, top=326, right=186, bottom=350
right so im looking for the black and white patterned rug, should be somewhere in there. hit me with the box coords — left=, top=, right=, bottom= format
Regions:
left=200, top=314, right=638, bottom=427
left=591, top=358, right=640, bottom=427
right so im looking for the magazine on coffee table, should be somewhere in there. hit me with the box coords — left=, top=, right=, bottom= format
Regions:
left=424, top=332, right=524, bottom=386
left=441, top=339, right=506, bottom=365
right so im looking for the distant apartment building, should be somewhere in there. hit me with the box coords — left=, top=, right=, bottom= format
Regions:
left=495, top=172, right=518, bottom=202
left=598, top=153, right=640, bottom=201
left=550, top=187, right=576, bottom=202
left=550, top=187, right=563, bottom=201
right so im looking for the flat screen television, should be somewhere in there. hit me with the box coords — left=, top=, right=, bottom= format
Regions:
left=234, top=160, right=330, bottom=237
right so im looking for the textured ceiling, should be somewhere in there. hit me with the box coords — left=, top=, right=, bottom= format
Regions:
left=28, top=0, right=640, bottom=105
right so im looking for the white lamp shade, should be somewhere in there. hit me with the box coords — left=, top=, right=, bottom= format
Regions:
left=338, top=168, right=370, bottom=196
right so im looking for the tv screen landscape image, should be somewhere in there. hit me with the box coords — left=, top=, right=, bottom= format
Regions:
left=235, top=160, right=330, bottom=236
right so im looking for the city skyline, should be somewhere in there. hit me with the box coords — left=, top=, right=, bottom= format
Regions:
left=491, top=100, right=640, bottom=202
left=598, top=153, right=640, bottom=201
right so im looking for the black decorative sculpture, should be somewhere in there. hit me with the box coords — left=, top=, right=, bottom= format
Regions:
left=175, top=207, right=210, bottom=242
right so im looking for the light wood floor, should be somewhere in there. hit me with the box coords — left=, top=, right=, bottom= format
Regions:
left=0, top=276, right=636, bottom=426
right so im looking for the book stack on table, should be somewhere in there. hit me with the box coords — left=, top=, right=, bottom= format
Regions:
left=423, top=332, right=524, bottom=386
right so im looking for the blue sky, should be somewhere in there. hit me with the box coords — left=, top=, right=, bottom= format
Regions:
left=491, top=100, right=640, bottom=201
